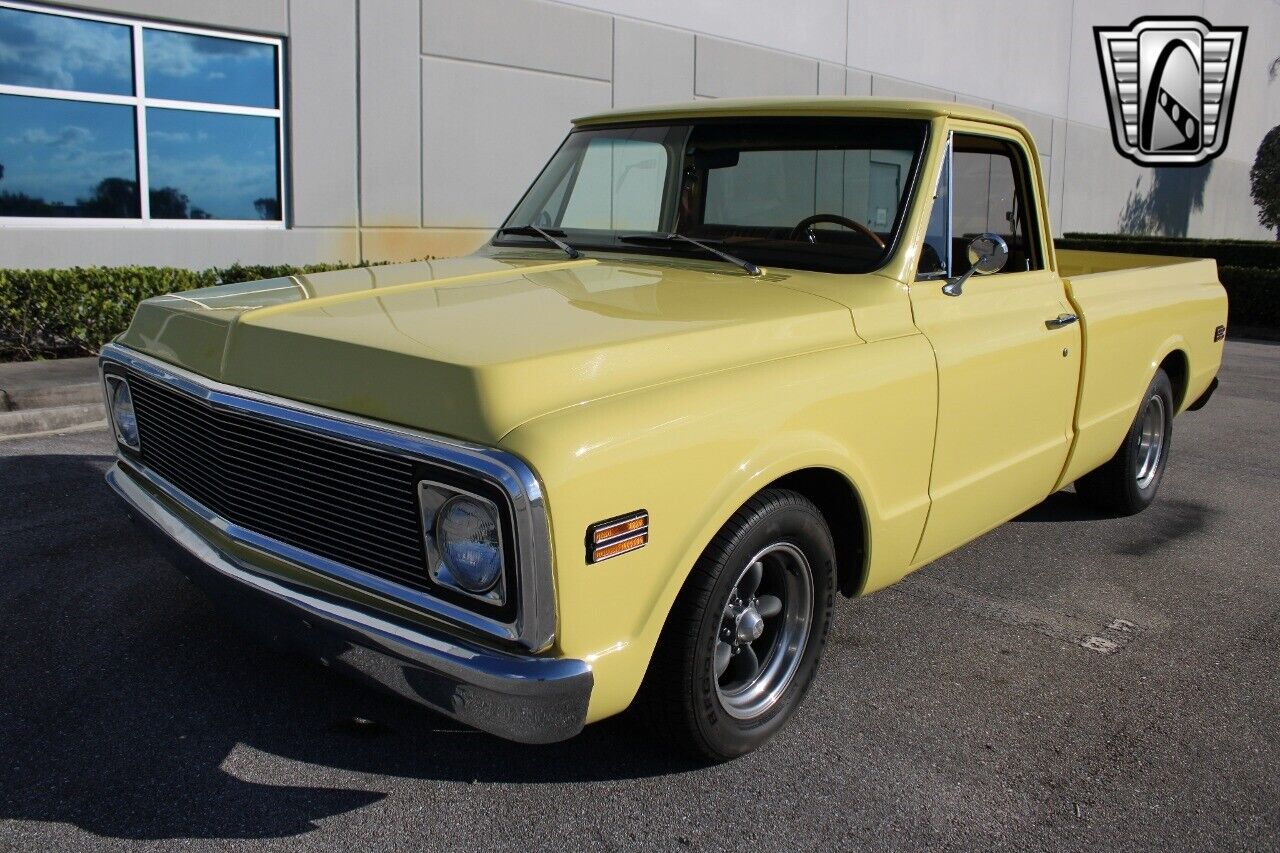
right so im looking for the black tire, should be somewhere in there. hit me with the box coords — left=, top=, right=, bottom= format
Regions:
left=1075, top=369, right=1174, bottom=516
left=635, top=488, right=836, bottom=761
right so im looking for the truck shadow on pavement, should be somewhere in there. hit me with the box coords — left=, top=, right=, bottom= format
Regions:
left=0, top=453, right=700, bottom=842
left=1011, top=489, right=1112, bottom=523
left=1013, top=488, right=1217, bottom=557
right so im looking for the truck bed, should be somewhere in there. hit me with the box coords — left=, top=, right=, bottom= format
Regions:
left=1057, top=248, right=1211, bottom=278
left=1056, top=248, right=1227, bottom=487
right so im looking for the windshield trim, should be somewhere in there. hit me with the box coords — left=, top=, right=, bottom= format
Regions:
left=493, top=117, right=932, bottom=277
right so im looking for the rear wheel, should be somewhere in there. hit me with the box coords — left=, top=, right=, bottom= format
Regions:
left=1076, top=369, right=1174, bottom=515
left=636, top=489, right=836, bottom=761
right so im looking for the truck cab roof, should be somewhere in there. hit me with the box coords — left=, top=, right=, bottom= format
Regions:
left=574, top=96, right=1025, bottom=133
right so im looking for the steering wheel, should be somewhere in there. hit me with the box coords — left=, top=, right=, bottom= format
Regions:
left=789, top=213, right=885, bottom=249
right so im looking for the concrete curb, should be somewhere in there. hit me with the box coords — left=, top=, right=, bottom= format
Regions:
left=0, top=403, right=106, bottom=437
left=2, top=381, right=104, bottom=410
left=0, top=356, right=105, bottom=438
left=0, top=416, right=108, bottom=442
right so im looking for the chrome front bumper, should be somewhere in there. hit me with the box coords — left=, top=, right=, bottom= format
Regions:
left=107, top=463, right=592, bottom=744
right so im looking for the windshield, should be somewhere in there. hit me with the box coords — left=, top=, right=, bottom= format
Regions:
left=497, top=118, right=928, bottom=274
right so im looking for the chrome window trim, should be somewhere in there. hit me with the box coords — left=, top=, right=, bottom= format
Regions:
left=945, top=131, right=954, bottom=278
left=99, top=342, right=556, bottom=651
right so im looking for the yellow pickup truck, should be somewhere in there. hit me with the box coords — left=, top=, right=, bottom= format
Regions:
left=102, top=98, right=1226, bottom=760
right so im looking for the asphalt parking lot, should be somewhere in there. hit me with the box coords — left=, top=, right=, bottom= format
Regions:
left=1, top=340, right=1277, bottom=851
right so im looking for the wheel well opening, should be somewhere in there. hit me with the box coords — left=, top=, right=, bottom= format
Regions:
left=1160, top=350, right=1190, bottom=410
left=767, top=468, right=867, bottom=598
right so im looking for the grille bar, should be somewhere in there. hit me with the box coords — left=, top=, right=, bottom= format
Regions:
left=126, top=370, right=434, bottom=592
left=131, top=399, right=422, bottom=531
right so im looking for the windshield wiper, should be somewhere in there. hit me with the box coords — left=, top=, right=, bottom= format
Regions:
left=495, top=224, right=582, bottom=259
left=618, top=233, right=762, bottom=277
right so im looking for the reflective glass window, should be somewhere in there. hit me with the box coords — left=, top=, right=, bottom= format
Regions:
left=143, top=29, right=277, bottom=108
left=0, top=4, right=283, bottom=222
left=0, top=6, right=132, bottom=95
left=147, top=108, right=280, bottom=220
left=0, top=94, right=138, bottom=217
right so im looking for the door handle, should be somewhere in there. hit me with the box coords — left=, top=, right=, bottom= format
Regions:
left=1045, top=313, right=1078, bottom=329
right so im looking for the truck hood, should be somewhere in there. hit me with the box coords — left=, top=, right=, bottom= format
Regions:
left=118, top=254, right=857, bottom=443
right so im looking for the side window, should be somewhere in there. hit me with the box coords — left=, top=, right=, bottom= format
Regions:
left=949, top=136, right=1042, bottom=274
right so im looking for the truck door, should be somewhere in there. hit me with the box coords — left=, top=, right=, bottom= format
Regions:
left=909, top=126, right=1082, bottom=565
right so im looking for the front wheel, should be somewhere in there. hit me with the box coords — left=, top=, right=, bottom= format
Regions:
left=1075, top=369, right=1174, bottom=515
left=635, top=489, right=836, bottom=761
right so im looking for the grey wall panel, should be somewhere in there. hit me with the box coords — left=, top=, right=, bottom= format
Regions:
left=421, top=57, right=611, bottom=228
left=1191, top=158, right=1274, bottom=240
left=1201, top=0, right=1280, bottom=166
left=995, top=103, right=1054, bottom=158
left=849, top=0, right=1072, bottom=117
left=361, top=228, right=491, bottom=262
left=554, top=0, right=847, bottom=64
left=0, top=228, right=358, bottom=269
left=613, top=19, right=694, bottom=108
left=1060, top=121, right=1146, bottom=234
left=288, top=0, right=359, bottom=228
left=870, top=75, right=954, bottom=102
left=1049, top=119, right=1067, bottom=235
left=1064, top=0, right=1203, bottom=129
left=1038, top=154, right=1052, bottom=233
left=10, top=0, right=1280, bottom=268
left=845, top=68, right=871, bottom=96
left=1062, top=120, right=1271, bottom=240
left=422, top=0, right=612, bottom=81
left=694, top=36, right=818, bottom=98
left=359, top=0, right=422, bottom=227
left=818, top=62, right=845, bottom=95
left=64, top=0, right=288, bottom=34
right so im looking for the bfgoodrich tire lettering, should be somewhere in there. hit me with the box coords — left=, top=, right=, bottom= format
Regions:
left=636, top=488, right=837, bottom=761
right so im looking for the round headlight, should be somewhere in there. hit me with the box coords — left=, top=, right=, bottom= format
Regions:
left=108, top=378, right=140, bottom=449
left=435, top=495, right=502, bottom=593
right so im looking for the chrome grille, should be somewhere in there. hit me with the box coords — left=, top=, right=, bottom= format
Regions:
left=125, top=370, right=432, bottom=591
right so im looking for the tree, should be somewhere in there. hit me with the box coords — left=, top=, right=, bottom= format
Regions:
left=1251, top=125, right=1280, bottom=240
left=0, top=189, right=58, bottom=216
left=253, top=196, right=280, bottom=220
left=78, top=177, right=138, bottom=217
left=148, top=186, right=191, bottom=219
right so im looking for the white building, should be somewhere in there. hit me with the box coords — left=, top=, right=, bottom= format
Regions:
left=1, top=0, right=1276, bottom=269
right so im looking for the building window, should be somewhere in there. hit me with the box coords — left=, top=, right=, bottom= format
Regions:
left=0, top=2, right=284, bottom=225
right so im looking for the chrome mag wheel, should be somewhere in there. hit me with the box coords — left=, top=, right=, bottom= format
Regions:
left=714, top=542, right=814, bottom=720
left=1135, top=393, right=1167, bottom=490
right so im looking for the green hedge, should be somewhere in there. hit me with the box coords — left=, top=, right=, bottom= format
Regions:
left=1217, top=265, right=1280, bottom=331
left=0, top=262, right=382, bottom=362
left=1057, top=234, right=1280, bottom=332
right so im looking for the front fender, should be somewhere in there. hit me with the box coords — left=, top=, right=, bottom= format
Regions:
left=499, top=335, right=937, bottom=722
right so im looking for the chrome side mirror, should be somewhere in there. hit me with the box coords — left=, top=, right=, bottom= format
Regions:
left=942, top=233, right=1009, bottom=297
